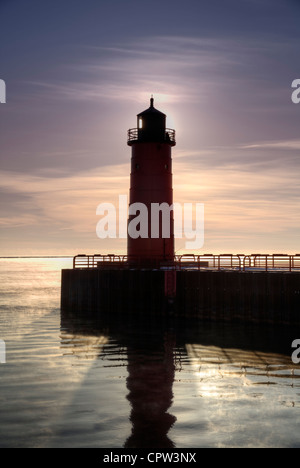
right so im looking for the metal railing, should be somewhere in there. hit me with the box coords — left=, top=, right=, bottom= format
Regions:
left=127, top=128, right=138, bottom=142
left=73, top=253, right=300, bottom=272
left=73, top=254, right=128, bottom=269
left=165, top=128, right=176, bottom=144
left=175, top=254, right=300, bottom=272
left=127, top=128, right=176, bottom=145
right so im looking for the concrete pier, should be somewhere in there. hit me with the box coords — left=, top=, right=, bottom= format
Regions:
left=61, top=268, right=300, bottom=325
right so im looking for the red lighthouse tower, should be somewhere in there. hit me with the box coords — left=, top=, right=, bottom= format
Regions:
left=127, top=97, right=176, bottom=266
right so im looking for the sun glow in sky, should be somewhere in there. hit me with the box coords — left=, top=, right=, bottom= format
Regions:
left=0, top=0, right=299, bottom=256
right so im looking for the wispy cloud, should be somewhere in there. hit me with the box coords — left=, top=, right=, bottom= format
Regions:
left=1, top=30, right=299, bottom=254
left=1, top=140, right=299, bottom=255
left=26, top=35, right=294, bottom=107
left=240, top=139, right=300, bottom=150
left=0, top=165, right=129, bottom=233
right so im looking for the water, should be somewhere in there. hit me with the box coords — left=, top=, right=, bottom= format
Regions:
left=0, top=258, right=300, bottom=448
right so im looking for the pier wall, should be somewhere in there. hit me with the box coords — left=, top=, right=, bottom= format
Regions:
left=61, top=269, right=300, bottom=325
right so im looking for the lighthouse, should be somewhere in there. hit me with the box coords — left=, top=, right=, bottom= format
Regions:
left=62, top=97, right=300, bottom=324
left=127, top=97, right=176, bottom=266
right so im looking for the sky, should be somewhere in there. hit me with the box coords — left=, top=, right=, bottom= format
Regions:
left=0, top=0, right=299, bottom=256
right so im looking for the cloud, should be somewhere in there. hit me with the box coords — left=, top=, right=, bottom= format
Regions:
left=3, top=33, right=297, bottom=177
left=240, top=139, right=300, bottom=150
left=0, top=165, right=129, bottom=233
left=1, top=131, right=299, bottom=255
left=1, top=31, right=299, bottom=254
left=25, top=34, right=295, bottom=107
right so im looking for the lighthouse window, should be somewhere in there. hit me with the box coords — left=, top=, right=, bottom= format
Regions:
left=138, top=118, right=143, bottom=129
left=135, top=164, right=140, bottom=170
left=165, top=164, right=169, bottom=170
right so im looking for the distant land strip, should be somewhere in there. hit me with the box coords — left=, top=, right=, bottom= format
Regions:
left=0, top=256, right=73, bottom=259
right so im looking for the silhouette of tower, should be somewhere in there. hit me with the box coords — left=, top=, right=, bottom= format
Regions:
left=127, top=97, right=176, bottom=266
left=124, top=331, right=177, bottom=448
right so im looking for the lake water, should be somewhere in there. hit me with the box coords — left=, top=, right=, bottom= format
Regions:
left=0, top=258, right=300, bottom=448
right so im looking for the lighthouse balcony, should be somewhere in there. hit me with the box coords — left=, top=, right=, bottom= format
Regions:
left=127, top=128, right=176, bottom=146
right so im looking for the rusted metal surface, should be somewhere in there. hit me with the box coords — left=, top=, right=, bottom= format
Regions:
left=73, top=253, right=300, bottom=273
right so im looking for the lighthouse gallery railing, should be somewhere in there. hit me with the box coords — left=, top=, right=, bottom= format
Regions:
left=73, top=253, right=300, bottom=272
left=127, top=128, right=176, bottom=145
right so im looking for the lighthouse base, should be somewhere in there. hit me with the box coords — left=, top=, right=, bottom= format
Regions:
left=61, top=268, right=300, bottom=325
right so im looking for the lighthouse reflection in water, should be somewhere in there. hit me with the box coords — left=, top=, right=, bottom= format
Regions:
left=60, top=311, right=177, bottom=448
left=125, top=329, right=176, bottom=448
left=59, top=308, right=300, bottom=448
